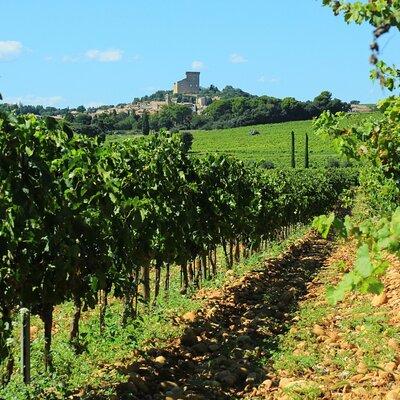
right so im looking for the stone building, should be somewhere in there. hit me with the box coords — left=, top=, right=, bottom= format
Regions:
left=196, top=96, right=207, bottom=108
left=173, top=71, right=200, bottom=94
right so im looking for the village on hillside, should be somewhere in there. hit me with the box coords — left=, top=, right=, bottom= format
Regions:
left=82, top=71, right=210, bottom=118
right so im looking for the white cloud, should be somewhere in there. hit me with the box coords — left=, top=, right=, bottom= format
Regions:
left=85, top=49, right=122, bottom=62
left=229, top=53, right=247, bottom=64
left=4, top=95, right=64, bottom=107
left=191, top=60, right=204, bottom=70
left=258, top=75, right=280, bottom=84
left=61, top=49, right=128, bottom=63
left=0, top=41, right=23, bottom=61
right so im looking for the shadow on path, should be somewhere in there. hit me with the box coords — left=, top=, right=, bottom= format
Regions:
left=93, top=232, right=332, bottom=400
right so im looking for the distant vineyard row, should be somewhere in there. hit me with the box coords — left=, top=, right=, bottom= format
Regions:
left=0, top=111, right=357, bottom=382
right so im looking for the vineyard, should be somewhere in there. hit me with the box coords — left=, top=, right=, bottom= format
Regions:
left=191, top=120, right=336, bottom=167
left=2, top=0, right=400, bottom=398
left=109, top=112, right=378, bottom=168
left=0, top=111, right=358, bottom=398
left=190, top=113, right=379, bottom=167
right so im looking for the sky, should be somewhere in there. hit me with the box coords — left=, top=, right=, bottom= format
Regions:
left=0, top=0, right=398, bottom=108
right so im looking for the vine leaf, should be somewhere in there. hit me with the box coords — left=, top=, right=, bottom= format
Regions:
left=354, top=244, right=373, bottom=278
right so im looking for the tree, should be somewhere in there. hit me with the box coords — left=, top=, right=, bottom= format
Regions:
left=180, top=131, right=194, bottom=153
left=281, top=97, right=306, bottom=121
left=291, top=131, right=296, bottom=168
left=142, top=111, right=150, bottom=135
left=304, top=133, right=309, bottom=168
left=76, top=105, right=86, bottom=113
left=313, top=91, right=333, bottom=110
left=74, top=113, right=92, bottom=125
left=150, top=104, right=193, bottom=131
left=64, top=112, right=74, bottom=123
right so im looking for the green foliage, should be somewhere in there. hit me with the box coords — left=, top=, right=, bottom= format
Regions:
left=190, top=117, right=373, bottom=167
left=149, top=104, right=192, bottom=131
left=0, top=109, right=358, bottom=386
left=180, top=131, right=194, bottom=153
left=314, top=104, right=400, bottom=302
left=141, top=111, right=150, bottom=135
left=312, top=0, right=400, bottom=304
left=291, top=130, right=296, bottom=168
left=113, top=117, right=364, bottom=167
left=259, top=160, right=275, bottom=170
left=305, top=132, right=309, bottom=168
left=326, top=157, right=341, bottom=168
left=1, top=225, right=309, bottom=399
left=198, top=91, right=350, bottom=131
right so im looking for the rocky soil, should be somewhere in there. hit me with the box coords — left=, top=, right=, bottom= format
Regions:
left=86, top=232, right=400, bottom=400
left=87, top=232, right=332, bottom=400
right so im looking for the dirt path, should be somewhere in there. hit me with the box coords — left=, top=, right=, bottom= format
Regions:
left=98, top=232, right=333, bottom=400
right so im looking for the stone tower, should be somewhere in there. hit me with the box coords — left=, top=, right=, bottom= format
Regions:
left=173, top=71, right=200, bottom=95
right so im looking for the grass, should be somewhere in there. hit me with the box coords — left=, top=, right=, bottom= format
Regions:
left=192, top=120, right=334, bottom=168
left=191, top=113, right=379, bottom=167
left=265, top=240, right=400, bottom=399
left=107, top=112, right=380, bottom=168
left=1, top=225, right=310, bottom=400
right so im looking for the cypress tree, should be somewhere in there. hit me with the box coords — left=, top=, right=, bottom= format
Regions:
left=141, top=111, right=150, bottom=135
left=291, top=130, right=295, bottom=168
left=305, top=132, right=309, bottom=168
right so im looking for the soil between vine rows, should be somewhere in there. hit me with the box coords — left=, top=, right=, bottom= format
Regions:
left=83, top=231, right=332, bottom=400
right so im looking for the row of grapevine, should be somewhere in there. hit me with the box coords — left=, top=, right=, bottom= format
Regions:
left=0, top=112, right=357, bottom=383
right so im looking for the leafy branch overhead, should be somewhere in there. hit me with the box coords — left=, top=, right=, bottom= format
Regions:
left=313, top=0, right=400, bottom=304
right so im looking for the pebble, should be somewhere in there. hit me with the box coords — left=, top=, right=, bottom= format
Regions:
left=215, top=370, right=237, bottom=386
left=182, top=311, right=197, bottom=323
left=372, top=292, right=388, bottom=306
left=155, top=355, right=167, bottom=365
left=387, top=388, right=400, bottom=400
left=160, top=381, right=180, bottom=391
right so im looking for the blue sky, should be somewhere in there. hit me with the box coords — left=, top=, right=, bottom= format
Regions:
left=0, top=0, right=398, bottom=108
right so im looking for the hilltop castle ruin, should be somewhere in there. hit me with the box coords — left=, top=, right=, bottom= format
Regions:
left=173, top=71, right=200, bottom=95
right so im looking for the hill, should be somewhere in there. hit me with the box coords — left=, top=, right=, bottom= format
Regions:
left=108, top=112, right=379, bottom=168
left=191, top=120, right=333, bottom=168
left=191, top=112, right=378, bottom=168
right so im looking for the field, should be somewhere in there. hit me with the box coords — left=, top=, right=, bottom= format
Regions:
left=0, top=111, right=384, bottom=400
left=192, top=120, right=334, bottom=168
left=109, top=113, right=379, bottom=168
left=191, top=113, right=379, bottom=167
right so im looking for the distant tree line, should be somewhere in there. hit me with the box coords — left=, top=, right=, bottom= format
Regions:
left=149, top=103, right=193, bottom=131
left=66, top=109, right=140, bottom=137
left=0, top=103, right=117, bottom=118
left=191, top=91, right=350, bottom=130
left=146, top=90, right=350, bottom=132
left=0, top=89, right=351, bottom=136
left=0, top=103, right=71, bottom=117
